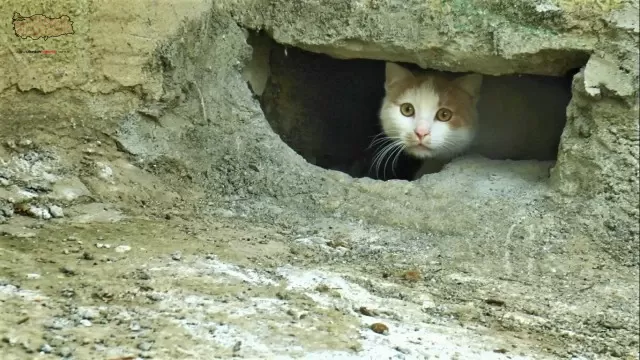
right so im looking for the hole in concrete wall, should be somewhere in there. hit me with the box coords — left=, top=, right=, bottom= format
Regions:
left=244, top=33, right=579, bottom=181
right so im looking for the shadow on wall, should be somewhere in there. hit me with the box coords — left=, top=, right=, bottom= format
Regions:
left=244, top=33, right=577, bottom=181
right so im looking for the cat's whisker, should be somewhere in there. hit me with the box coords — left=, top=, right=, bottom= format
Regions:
left=369, top=132, right=386, bottom=139
left=368, top=134, right=404, bottom=176
left=390, top=143, right=406, bottom=177
left=371, top=140, right=402, bottom=178
left=370, top=143, right=391, bottom=177
left=368, top=137, right=393, bottom=148
left=381, top=142, right=404, bottom=179
left=368, top=134, right=402, bottom=149
left=376, top=143, right=399, bottom=177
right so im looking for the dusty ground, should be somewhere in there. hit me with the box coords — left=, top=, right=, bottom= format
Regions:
left=0, top=133, right=638, bottom=360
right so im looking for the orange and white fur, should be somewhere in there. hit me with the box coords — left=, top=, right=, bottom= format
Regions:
left=376, top=62, right=483, bottom=178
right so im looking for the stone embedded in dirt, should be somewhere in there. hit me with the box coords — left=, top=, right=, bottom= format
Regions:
left=24, top=205, right=51, bottom=220
left=76, top=307, right=99, bottom=320
left=60, top=288, right=76, bottom=298
left=95, top=161, right=114, bottom=181
left=358, top=306, right=378, bottom=317
left=17, top=139, right=32, bottom=147
left=39, top=344, right=52, bottom=354
left=171, top=251, right=182, bottom=261
left=47, top=205, right=64, bottom=218
left=394, top=346, right=411, bottom=355
left=370, top=322, right=389, bottom=335
left=485, top=298, right=506, bottom=307
left=129, top=321, right=142, bottom=332
left=146, top=293, right=163, bottom=302
left=115, top=245, right=132, bottom=253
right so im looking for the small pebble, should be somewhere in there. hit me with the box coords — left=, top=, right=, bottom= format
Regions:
left=40, top=343, right=53, bottom=353
left=232, top=341, right=242, bottom=353
left=26, top=273, right=41, bottom=280
left=77, top=307, right=99, bottom=320
left=370, top=322, right=389, bottom=335
left=359, top=306, right=377, bottom=316
left=146, top=293, right=163, bottom=302
left=115, top=245, right=131, bottom=253
left=130, top=321, right=141, bottom=331
left=44, top=319, right=66, bottom=330
left=96, top=243, right=111, bottom=249
left=61, top=288, right=76, bottom=297
left=79, top=319, right=92, bottom=327
left=171, top=251, right=182, bottom=261
left=18, top=139, right=32, bottom=147
left=0, top=177, right=10, bottom=186
left=138, top=341, right=153, bottom=351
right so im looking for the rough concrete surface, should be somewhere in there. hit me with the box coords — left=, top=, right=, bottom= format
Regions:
left=0, top=1, right=638, bottom=360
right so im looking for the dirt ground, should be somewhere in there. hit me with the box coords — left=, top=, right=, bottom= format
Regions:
left=0, top=131, right=638, bottom=360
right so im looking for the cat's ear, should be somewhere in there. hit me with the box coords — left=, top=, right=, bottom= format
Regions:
left=453, top=73, right=483, bottom=98
left=385, top=62, right=413, bottom=90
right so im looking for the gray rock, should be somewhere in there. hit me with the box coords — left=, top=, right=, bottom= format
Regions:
left=48, top=204, right=64, bottom=218
left=39, top=343, right=52, bottom=353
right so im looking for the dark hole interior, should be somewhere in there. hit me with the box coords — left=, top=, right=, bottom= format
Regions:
left=246, top=35, right=578, bottom=181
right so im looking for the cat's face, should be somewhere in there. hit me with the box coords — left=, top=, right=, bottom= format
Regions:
left=379, top=62, right=482, bottom=159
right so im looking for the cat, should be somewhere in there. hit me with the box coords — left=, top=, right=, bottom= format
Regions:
left=376, top=62, right=483, bottom=178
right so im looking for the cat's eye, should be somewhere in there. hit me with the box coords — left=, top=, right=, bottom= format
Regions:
left=400, top=103, right=415, bottom=117
left=436, top=108, right=452, bottom=121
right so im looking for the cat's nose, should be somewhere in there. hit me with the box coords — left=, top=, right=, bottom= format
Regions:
left=414, top=127, right=430, bottom=140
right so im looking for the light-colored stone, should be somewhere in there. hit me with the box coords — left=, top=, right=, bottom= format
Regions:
left=48, top=205, right=64, bottom=218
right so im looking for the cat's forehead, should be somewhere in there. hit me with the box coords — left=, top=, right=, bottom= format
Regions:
left=395, top=76, right=444, bottom=103
left=391, top=75, right=471, bottom=110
